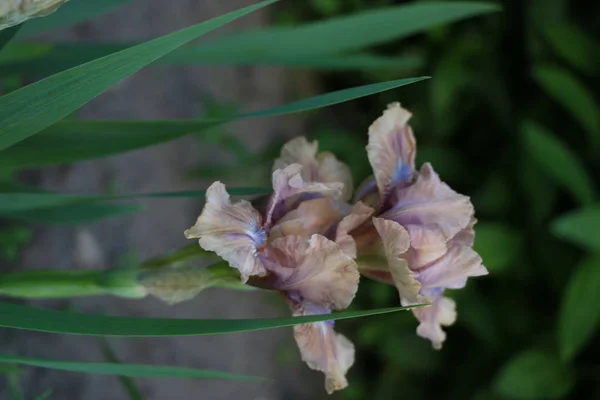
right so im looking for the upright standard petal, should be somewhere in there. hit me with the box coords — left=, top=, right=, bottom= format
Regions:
left=290, top=300, right=355, bottom=394
left=274, top=137, right=354, bottom=200
left=372, top=218, right=423, bottom=306
left=366, top=103, right=417, bottom=203
left=184, top=182, right=266, bottom=282
left=262, top=234, right=359, bottom=310
left=412, top=289, right=457, bottom=349
left=384, top=163, right=474, bottom=242
left=265, top=164, right=344, bottom=228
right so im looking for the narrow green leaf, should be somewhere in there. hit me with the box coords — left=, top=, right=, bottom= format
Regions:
left=0, top=188, right=270, bottom=213
left=0, top=0, right=277, bottom=152
left=551, top=205, right=600, bottom=252
left=4, top=203, right=145, bottom=224
left=533, top=64, right=600, bottom=149
left=558, top=256, right=600, bottom=361
left=17, top=0, right=131, bottom=37
left=0, top=42, right=422, bottom=74
left=0, top=77, right=428, bottom=168
left=473, top=223, right=522, bottom=272
left=100, top=341, right=144, bottom=400
left=522, top=121, right=596, bottom=205
left=0, top=353, right=266, bottom=382
left=168, top=2, right=499, bottom=58
left=0, top=302, right=420, bottom=336
left=0, top=25, right=22, bottom=53
left=493, top=350, right=574, bottom=399
left=540, top=22, right=599, bottom=75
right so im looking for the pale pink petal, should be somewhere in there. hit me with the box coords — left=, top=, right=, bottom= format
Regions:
left=274, top=137, right=354, bottom=200
left=383, top=163, right=474, bottom=241
left=291, top=300, right=355, bottom=394
left=269, top=197, right=346, bottom=241
left=413, top=291, right=457, bottom=349
left=265, top=164, right=344, bottom=228
left=263, top=234, right=359, bottom=310
left=372, top=218, right=423, bottom=306
left=366, top=103, right=416, bottom=202
left=402, top=224, right=448, bottom=269
left=184, top=182, right=266, bottom=282
left=335, top=202, right=374, bottom=258
left=453, top=217, right=477, bottom=246
left=415, top=245, right=488, bottom=290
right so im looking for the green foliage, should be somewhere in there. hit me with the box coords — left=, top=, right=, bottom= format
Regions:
left=551, top=206, right=600, bottom=252
left=0, top=0, right=277, bottom=151
left=473, top=222, right=522, bottom=272
left=539, top=22, right=599, bottom=75
left=0, top=353, right=266, bottom=381
left=533, top=65, right=600, bottom=150
left=0, top=301, right=419, bottom=336
left=493, top=350, right=574, bottom=399
left=522, top=121, right=596, bottom=205
left=558, top=256, right=600, bottom=361
left=0, top=77, right=426, bottom=169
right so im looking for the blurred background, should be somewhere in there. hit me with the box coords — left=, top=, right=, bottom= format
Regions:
left=1, top=0, right=599, bottom=399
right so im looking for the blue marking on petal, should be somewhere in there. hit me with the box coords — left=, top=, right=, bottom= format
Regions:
left=392, top=161, right=413, bottom=185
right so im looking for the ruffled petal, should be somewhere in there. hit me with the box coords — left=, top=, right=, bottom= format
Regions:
left=269, top=197, right=346, bottom=241
left=184, top=182, right=266, bottom=282
left=372, top=218, right=423, bottom=306
left=335, top=202, right=374, bottom=258
left=366, top=103, right=417, bottom=203
left=453, top=217, right=477, bottom=246
left=262, top=234, right=359, bottom=310
left=415, top=244, right=488, bottom=290
left=412, top=290, right=457, bottom=349
left=402, top=224, right=448, bottom=269
left=265, top=164, right=344, bottom=228
left=383, top=163, right=474, bottom=242
left=274, top=137, right=354, bottom=200
left=291, top=300, right=355, bottom=394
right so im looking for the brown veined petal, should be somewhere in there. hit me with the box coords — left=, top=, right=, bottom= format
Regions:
left=415, top=244, right=487, bottom=290
left=184, top=182, right=266, bottom=282
left=412, top=291, right=457, bottom=349
left=335, top=202, right=374, bottom=258
left=384, top=163, right=474, bottom=242
left=269, top=197, right=345, bottom=241
left=372, top=217, right=424, bottom=306
left=366, top=102, right=416, bottom=203
left=290, top=300, right=355, bottom=394
left=274, top=137, right=354, bottom=201
left=265, top=164, right=344, bottom=229
left=263, top=234, right=359, bottom=310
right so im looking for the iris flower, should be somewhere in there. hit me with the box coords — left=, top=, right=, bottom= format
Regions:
left=185, top=138, right=372, bottom=393
left=185, top=103, right=487, bottom=392
left=352, top=103, right=488, bottom=349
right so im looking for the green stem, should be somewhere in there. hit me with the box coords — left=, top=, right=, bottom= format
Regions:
left=0, top=244, right=254, bottom=300
left=137, top=243, right=217, bottom=270
left=0, top=269, right=146, bottom=299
